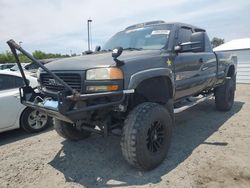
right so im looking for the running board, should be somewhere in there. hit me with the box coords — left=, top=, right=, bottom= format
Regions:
left=174, top=94, right=213, bottom=114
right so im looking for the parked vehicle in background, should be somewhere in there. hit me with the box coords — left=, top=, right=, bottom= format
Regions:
left=0, top=63, right=15, bottom=70
left=27, top=58, right=65, bottom=74
left=0, top=70, right=52, bottom=133
left=7, top=21, right=237, bottom=170
left=10, top=58, right=64, bottom=76
left=10, top=63, right=30, bottom=71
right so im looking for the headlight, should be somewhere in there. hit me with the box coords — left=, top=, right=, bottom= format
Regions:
left=86, top=68, right=123, bottom=92
left=86, top=67, right=123, bottom=80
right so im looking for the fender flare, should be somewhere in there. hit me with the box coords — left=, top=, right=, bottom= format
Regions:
left=225, top=63, right=237, bottom=77
left=128, top=68, right=175, bottom=97
left=226, top=54, right=237, bottom=77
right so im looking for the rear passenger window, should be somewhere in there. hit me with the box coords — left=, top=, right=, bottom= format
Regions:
left=0, top=75, right=25, bottom=91
left=177, top=28, right=192, bottom=44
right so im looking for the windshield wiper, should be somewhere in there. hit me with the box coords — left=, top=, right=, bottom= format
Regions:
left=101, top=47, right=143, bottom=52
left=123, top=47, right=143, bottom=51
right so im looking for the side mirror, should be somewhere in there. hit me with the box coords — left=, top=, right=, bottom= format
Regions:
left=174, top=32, right=205, bottom=53
left=190, top=32, right=205, bottom=52
left=95, top=45, right=101, bottom=52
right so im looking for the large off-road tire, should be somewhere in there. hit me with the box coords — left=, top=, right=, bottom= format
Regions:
left=215, top=76, right=236, bottom=111
left=121, top=102, right=173, bottom=170
left=20, top=107, right=52, bottom=133
left=54, top=119, right=92, bottom=141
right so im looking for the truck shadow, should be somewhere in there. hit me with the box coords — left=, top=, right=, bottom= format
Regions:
left=49, top=100, right=244, bottom=187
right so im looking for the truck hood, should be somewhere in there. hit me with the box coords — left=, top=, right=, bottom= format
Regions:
left=45, top=50, right=161, bottom=71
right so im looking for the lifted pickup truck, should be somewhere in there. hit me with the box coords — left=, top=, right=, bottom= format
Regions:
left=7, top=21, right=237, bottom=170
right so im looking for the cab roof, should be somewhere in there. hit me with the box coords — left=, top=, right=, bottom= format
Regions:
left=125, top=20, right=205, bottom=32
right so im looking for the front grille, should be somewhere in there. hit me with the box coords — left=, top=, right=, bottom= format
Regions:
left=40, top=73, right=82, bottom=92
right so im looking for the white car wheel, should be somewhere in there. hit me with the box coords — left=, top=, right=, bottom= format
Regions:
left=27, top=110, right=48, bottom=129
left=20, top=107, right=51, bottom=133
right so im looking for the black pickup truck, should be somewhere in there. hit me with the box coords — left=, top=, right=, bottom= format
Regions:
left=7, top=21, right=237, bottom=170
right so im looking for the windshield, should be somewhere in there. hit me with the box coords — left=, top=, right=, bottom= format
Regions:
left=102, top=24, right=172, bottom=51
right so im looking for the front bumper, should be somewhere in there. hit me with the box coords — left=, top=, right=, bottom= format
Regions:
left=20, top=86, right=134, bottom=123
left=6, top=39, right=133, bottom=124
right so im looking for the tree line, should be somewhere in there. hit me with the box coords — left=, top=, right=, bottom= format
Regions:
left=0, top=50, right=70, bottom=64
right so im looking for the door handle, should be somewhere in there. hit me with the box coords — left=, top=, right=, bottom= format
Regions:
left=199, top=58, right=203, bottom=63
left=201, top=67, right=209, bottom=71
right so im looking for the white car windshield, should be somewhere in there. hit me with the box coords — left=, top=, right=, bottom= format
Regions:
left=10, top=63, right=29, bottom=71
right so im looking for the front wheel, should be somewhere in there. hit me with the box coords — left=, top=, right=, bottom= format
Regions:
left=54, top=119, right=92, bottom=141
left=215, top=76, right=236, bottom=111
left=20, top=107, right=52, bottom=133
left=121, top=102, right=173, bottom=170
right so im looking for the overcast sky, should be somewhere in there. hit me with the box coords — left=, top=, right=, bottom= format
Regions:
left=0, top=0, right=250, bottom=54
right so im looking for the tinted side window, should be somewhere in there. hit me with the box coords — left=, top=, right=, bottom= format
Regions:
left=14, top=76, right=25, bottom=87
left=0, top=75, right=24, bottom=91
left=7, top=65, right=14, bottom=69
left=177, top=28, right=192, bottom=44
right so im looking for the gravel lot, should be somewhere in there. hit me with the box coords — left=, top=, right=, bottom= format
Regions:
left=0, top=84, right=250, bottom=188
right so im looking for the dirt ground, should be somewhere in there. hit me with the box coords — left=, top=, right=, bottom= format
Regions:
left=0, top=84, right=250, bottom=188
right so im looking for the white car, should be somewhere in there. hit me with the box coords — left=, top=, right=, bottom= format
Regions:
left=0, top=70, right=51, bottom=133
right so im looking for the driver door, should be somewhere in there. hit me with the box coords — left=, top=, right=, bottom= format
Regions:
left=173, top=27, right=205, bottom=100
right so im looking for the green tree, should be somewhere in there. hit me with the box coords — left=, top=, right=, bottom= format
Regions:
left=19, top=53, right=30, bottom=63
left=0, top=53, right=6, bottom=63
left=211, top=37, right=224, bottom=48
left=0, top=51, right=16, bottom=63
left=0, top=50, right=70, bottom=64
left=32, top=50, right=47, bottom=59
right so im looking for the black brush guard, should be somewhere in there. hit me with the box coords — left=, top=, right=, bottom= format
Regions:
left=7, top=39, right=134, bottom=125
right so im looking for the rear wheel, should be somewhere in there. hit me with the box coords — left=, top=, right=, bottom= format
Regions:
left=121, top=102, right=173, bottom=170
left=215, top=76, right=236, bottom=111
left=54, top=119, right=92, bottom=141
